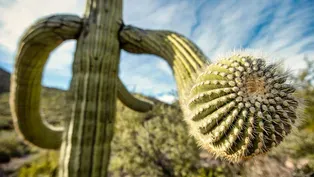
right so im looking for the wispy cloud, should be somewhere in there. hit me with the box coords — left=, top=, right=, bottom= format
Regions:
left=0, top=0, right=313, bottom=103
left=191, top=0, right=314, bottom=70
left=0, top=0, right=84, bottom=51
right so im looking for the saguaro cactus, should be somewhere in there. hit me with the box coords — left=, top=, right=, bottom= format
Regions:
left=9, top=0, right=300, bottom=176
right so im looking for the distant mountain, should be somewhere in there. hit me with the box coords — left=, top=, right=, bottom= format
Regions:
left=0, top=68, right=10, bottom=94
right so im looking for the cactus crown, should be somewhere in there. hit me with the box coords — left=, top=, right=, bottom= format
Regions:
left=185, top=53, right=299, bottom=162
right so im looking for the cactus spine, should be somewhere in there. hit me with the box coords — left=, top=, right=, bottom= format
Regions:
left=10, top=0, right=301, bottom=176
left=186, top=54, right=298, bottom=162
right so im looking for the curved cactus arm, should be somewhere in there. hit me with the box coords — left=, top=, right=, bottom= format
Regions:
left=117, top=78, right=154, bottom=112
left=10, top=14, right=83, bottom=149
left=119, top=25, right=209, bottom=103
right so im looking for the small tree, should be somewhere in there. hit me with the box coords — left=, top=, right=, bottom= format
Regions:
left=10, top=0, right=301, bottom=176
left=293, top=56, right=314, bottom=130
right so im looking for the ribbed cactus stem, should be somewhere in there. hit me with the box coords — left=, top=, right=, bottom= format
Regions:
left=58, top=0, right=122, bottom=176
left=186, top=54, right=299, bottom=162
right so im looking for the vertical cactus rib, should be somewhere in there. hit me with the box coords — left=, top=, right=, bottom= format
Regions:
left=58, top=0, right=123, bottom=176
left=117, top=78, right=153, bottom=112
left=9, top=14, right=82, bottom=149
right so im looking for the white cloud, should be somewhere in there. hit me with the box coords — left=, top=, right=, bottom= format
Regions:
left=0, top=0, right=84, bottom=52
left=156, top=94, right=177, bottom=104
left=44, top=41, right=76, bottom=77
left=192, top=1, right=273, bottom=58
left=156, top=60, right=173, bottom=76
left=191, top=1, right=313, bottom=70
left=0, top=0, right=85, bottom=85
left=124, top=0, right=198, bottom=37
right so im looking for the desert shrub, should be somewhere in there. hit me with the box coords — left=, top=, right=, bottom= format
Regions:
left=0, top=93, right=13, bottom=130
left=18, top=151, right=59, bottom=177
left=292, top=57, right=314, bottom=131
left=109, top=101, right=200, bottom=177
left=0, top=131, right=30, bottom=163
left=197, top=167, right=228, bottom=177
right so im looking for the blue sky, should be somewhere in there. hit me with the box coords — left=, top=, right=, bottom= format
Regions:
left=0, top=0, right=314, bottom=103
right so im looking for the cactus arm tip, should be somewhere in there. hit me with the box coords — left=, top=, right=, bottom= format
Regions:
left=117, top=78, right=154, bottom=112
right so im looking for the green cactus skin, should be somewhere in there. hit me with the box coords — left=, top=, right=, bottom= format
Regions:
left=58, top=0, right=122, bottom=176
left=10, top=14, right=83, bottom=150
left=117, top=79, right=154, bottom=112
left=186, top=54, right=299, bottom=162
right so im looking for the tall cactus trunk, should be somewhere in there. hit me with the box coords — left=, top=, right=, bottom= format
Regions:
left=58, top=0, right=122, bottom=176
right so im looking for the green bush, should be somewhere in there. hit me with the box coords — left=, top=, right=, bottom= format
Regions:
left=18, top=151, right=59, bottom=177
left=0, top=131, right=30, bottom=163
left=109, top=101, right=201, bottom=177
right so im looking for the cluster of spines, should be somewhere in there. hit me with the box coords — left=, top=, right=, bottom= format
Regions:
left=186, top=54, right=299, bottom=162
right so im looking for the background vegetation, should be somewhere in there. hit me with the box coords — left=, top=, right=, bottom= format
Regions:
left=0, top=57, right=313, bottom=177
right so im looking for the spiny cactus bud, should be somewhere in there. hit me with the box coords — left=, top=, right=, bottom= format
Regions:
left=186, top=53, right=299, bottom=162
